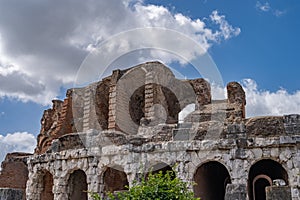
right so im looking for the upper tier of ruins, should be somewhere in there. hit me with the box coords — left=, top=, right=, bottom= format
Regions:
left=0, top=61, right=299, bottom=200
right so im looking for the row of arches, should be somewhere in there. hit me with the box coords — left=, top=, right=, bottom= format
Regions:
left=37, top=159, right=288, bottom=200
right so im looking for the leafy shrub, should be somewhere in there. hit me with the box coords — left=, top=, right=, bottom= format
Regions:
left=89, top=169, right=200, bottom=200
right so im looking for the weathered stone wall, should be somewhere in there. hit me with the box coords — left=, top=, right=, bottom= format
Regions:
left=0, top=61, right=296, bottom=200
left=0, top=153, right=31, bottom=192
left=26, top=133, right=300, bottom=200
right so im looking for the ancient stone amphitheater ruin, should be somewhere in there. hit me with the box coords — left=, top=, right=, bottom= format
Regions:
left=0, top=62, right=299, bottom=200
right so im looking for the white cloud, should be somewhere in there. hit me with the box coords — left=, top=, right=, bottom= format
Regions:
left=274, top=10, right=286, bottom=17
left=210, top=10, right=241, bottom=40
left=0, top=0, right=240, bottom=105
left=256, top=1, right=271, bottom=12
left=0, top=132, right=36, bottom=165
left=256, top=1, right=286, bottom=17
left=242, top=79, right=300, bottom=117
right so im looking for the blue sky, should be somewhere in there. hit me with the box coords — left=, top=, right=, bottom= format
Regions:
left=0, top=0, right=300, bottom=160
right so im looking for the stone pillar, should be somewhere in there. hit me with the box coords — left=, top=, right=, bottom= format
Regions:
left=224, top=184, right=247, bottom=200
left=108, top=70, right=122, bottom=131
left=53, top=177, right=68, bottom=200
left=86, top=158, right=100, bottom=197
left=226, top=82, right=246, bottom=118
left=82, top=86, right=93, bottom=132
left=266, top=186, right=292, bottom=200
left=108, top=84, right=117, bottom=130
left=188, top=78, right=211, bottom=110
left=144, top=70, right=154, bottom=121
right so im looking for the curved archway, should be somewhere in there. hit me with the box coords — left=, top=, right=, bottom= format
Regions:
left=68, top=169, right=88, bottom=200
left=103, top=167, right=129, bottom=194
left=39, top=170, right=54, bottom=200
left=193, top=161, right=231, bottom=200
left=248, top=159, right=288, bottom=200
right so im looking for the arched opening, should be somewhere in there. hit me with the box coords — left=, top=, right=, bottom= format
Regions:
left=103, top=167, right=129, bottom=194
left=129, top=85, right=145, bottom=125
left=156, top=85, right=181, bottom=124
left=146, top=162, right=175, bottom=180
left=194, top=161, right=231, bottom=200
left=129, top=84, right=181, bottom=126
left=40, top=171, right=54, bottom=200
left=248, top=159, right=288, bottom=200
left=68, top=169, right=88, bottom=200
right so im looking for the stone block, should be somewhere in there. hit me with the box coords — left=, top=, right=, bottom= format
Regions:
left=266, top=186, right=292, bottom=200
left=224, top=184, right=247, bottom=200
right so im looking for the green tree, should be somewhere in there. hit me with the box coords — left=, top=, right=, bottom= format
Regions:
left=90, top=170, right=200, bottom=200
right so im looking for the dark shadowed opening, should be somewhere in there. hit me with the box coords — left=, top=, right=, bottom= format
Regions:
left=194, top=161, right=231, bottom=200
left=254, top=177, right=271, bottom=200
left=103, top=167, right=129, bottom=193
left=68, top=169, right=88, bottom=200
left=248, top=159, right=288, bottom=200
left=129, top=86, right=145, bottom=125
left=40, top=171, right=54, bottom=200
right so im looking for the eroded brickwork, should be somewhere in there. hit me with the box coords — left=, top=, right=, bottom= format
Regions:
left=1, top=62, right=299, bottom=200
left=0, top=153, right=31, bottom=190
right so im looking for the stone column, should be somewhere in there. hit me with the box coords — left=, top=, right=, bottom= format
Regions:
left=53, top=177, right=68, bottom=200
left=144, top=70, right=154, bottom=121
left=266, top=186, right=292, bottom=200
left=225, top=184, right=247, bottom=200
left=224, top=158, right=248, bottom=200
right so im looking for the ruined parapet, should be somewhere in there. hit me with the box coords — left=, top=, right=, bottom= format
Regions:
left=55, top=89, right=77, bottom=136
left=35, top=100, right=63, bottom=154
left=0, top=153, right=31, bottom=191
left=189, top=78, right=211, bottom=108
left=227, top=81, right=246, bottom=119
left=35, top=88, right=85, bottom=154
left=33, top=62, right=300, bottom=154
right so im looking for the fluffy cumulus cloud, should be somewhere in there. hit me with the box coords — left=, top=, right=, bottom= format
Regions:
left=0, top=0, right=240, bottom=105
left=0, top=132, right=36, bottom=164
left=242, top=79, right=300, bottom=117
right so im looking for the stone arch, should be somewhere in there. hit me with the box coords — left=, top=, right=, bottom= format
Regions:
left=115, top=62, right=196, bottom=134
left=248, top=159, right=288, bottom=200
left=38, top=170, right=54, bottom=200
left=193, top=161, right=231, bottom=200
left=67, top=169, right=88, bottom=200
left=102, top=167, right=129, bottom=194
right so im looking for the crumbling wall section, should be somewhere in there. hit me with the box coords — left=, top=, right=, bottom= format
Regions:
left=0, top=153, right=31, bottom=190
